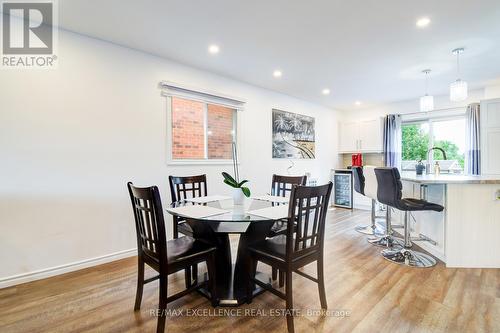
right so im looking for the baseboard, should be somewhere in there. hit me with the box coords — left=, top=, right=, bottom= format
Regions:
left=353, top=204, right=371, bottom=210
left=0, top=248, right=137, bottom=289
left=391, top=229, right=446, bottom=263
left=412, top=240, right=446, bottom=262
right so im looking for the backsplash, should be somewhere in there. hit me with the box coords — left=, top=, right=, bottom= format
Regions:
left=341, top=153, right=384, bottom=168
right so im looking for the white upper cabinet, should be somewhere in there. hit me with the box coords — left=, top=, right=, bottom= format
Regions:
left=481, top=98, right=500, bottom=175
left=358, top=119, right=383, bottom=152
left=338, top=118, right=383, bottom=153
left=338, top=121, right=359, bottom=152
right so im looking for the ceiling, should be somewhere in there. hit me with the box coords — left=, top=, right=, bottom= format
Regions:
left=56, top=0, right=500, bottom=110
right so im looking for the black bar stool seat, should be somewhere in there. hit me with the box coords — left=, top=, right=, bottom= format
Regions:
left=397, top=198, right=444, bottom=212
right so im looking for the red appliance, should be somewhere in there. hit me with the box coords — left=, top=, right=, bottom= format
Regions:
left=352, top=153, right=363, bottom=167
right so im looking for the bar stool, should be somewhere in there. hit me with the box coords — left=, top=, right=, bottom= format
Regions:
left=374, top=167, right=444, bottom=268
left=352, top=166, right=384, bottom=236
left=364, top=166, right=404, bottom=248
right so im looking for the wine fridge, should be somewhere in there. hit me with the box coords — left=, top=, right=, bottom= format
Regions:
left=332, top=169, right=353, bottom=209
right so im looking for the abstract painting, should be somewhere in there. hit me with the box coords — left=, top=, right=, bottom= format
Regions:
left=272, top=109, right=315, bottom=159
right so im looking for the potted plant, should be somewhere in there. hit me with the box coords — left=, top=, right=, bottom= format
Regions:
left=222, top=143, right=251, bottom=205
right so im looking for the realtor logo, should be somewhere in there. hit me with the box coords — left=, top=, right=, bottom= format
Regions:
left=1, top=0, right=58, bottom=68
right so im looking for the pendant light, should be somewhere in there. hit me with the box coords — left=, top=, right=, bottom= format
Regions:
left=450, top=48, right=468, bottom=101
left=420, top=69, right=434, bottom=112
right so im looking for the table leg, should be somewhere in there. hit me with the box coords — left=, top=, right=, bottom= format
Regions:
left=187, top=219, right=274, bottom=306
left=233, top=220, right=274, bottom=300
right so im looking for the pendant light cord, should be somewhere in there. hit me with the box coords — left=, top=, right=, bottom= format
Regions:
left=425, top=71, right=429, bottom=95
left=422, top=69, right=430, bottom=96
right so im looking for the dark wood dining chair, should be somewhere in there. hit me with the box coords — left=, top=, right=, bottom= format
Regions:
left=246, top=182, right=333, bottom=333
left=168, top=174, right=208, bottom=286
left=269, top=174, right=307, bottom=286
left=168, top=174, right=208, bottom=238
left=127, top=182, right=217, bottom=333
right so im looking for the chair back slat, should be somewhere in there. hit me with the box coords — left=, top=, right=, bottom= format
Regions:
left=294, top=197, right=304, bottom=252
left=302, top=197, right=311, bottom=249
left=286, top=183, right=332, bottom=260
left=311, top=198, right=321, bottom=246
left=271, top=174, right=307, bottom=198
left=128, top=182, right=167, bottom=268
left=169, top=175, right=208, bottom=202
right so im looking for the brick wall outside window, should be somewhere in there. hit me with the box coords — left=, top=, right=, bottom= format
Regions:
left=171, top=97, right=205, bottom=159
left=207, top=104, right=234, bottom=159
left=171, top=96, right=235, bottom=160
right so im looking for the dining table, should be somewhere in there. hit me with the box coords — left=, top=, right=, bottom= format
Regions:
left=166, top=196, right=289, bottom=306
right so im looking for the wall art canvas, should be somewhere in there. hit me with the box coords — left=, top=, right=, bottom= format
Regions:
left=272, top=109, right=315, bottom=159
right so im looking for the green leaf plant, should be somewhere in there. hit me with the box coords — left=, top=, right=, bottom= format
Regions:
left=221, top=143, right=251, bottom=197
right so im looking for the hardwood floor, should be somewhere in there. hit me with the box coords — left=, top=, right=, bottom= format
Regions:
left=1, top=208, right=499, bottom=333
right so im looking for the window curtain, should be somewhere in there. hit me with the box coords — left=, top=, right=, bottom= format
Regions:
left=383, top=114, right=402, bottom=169
left=465, top=103, right=481, bottom=175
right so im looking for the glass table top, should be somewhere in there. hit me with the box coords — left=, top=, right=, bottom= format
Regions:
left=167, top=198, right=288, bottom=222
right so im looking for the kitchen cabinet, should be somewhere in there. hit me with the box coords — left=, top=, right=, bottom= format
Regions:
left=359, top=119, right=383, bottom=152
left=481, top=98, right=500, bottom=175
left=400, top=173, right=500, bottom=268
left=338, top=122, right=358, bottom=152
left=338, top=118, right=383, bottom=153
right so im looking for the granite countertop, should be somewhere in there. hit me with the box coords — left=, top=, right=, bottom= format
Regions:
left=400, top=172, right=500, bottom=184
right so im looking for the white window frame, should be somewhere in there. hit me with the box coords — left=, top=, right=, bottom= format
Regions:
left=160, top=81, right=244, bottom=165
left=402, top=113, right=466, bottom=171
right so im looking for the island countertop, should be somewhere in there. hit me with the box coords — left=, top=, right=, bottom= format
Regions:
left=400, top=171, right=500, bottom=184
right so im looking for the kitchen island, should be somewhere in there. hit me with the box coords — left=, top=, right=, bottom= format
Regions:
left=398, top=172, right=500, bottom=268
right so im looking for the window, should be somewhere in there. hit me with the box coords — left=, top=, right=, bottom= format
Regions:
left=161, top=81, right=244, bottom=164
left=402, top=117, right=465, bottom=174
left=169, top=96, right=237, bottom=161
left=432, top=118, right=466, bottom=172
left=402, top=122, right=430, bottom=166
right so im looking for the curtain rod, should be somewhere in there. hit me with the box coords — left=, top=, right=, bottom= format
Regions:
left=401, top=105, right=469, bottom=117
left=159, top=81, right=246, bottom=105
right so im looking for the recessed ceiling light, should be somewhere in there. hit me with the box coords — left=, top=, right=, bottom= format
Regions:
left=416, top=17, right=431, bottom=28
left=355, top=101, right=362, bottom=106
left=322, top=88, right=330, bottom=95
left=208, top=44, right=220, bottom=54
left=273, top=70, right=282, bottom=78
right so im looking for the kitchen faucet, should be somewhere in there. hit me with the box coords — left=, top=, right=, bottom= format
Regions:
left=426, top=147, right=447, bottom=174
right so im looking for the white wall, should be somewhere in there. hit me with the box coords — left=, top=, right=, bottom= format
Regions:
left=0, top=30, right=341, bottom=286
left=484, top=84, right=500, bottom=99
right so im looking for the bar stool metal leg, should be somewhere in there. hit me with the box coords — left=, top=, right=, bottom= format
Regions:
left=355, top=199, right=385, bottom=235
left=381, top=211, right=437, bottom=268
left=367, top=206, right=404, bottom=248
